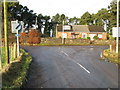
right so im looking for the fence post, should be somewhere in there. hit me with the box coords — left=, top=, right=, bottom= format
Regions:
left=110, top=45, right=112, bottom=52
left=13, top=43, right=17, bottom=59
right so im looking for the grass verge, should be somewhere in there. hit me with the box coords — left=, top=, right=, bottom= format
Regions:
left=21, top=43, right=108, bottom=46
left=103, top=49, right=120, bottom=64
left=1, top=47, right=6, bottom=66
left=2, top=48, right=32, bottom=89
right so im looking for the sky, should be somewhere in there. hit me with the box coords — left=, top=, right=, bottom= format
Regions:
left=19, top=0, right=112, bottom=18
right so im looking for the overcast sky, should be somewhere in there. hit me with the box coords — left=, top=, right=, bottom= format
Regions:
left=19, top=0, right=112, bottom=18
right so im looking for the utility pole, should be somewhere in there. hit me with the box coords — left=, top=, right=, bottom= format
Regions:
left=4, top=0, right=9, bottom=64
left=62, top=20, right=64, bottom=44
left=0, top=0, right=2, bottom=89
left=116, top=0, right=119, bottom=53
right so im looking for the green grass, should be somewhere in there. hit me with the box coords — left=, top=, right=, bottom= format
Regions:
left=1, top=46, right=17, bottom=67
left=103, top=49, right=120, bottom=64
left=21, top=43, right=108, bottom=46
left=1, top=47, right=6, bottom=66
left=2, top=48, right=32, bottom=89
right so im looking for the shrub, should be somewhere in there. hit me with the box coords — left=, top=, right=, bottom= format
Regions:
left=20, top=32, right=27, bottom=43
left=27, top=37, right=33, bottom=44
left=87, top=37, right=90, bottom=40
left=33, top=37, right=41, bottom=44
left=78, top=37, right=83, bottom=39
left=27, top=29, right=41, bottom=44
left=93, top=35, right=99, bottom=40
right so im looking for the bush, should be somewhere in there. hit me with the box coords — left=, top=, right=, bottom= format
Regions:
left=93, top=35, right=99, bottom=40
left=33, top=37, right=41, bottom=44
left=20, top=32, right=27, bottom=43
left=27, top=29, right=41, bottom=44
left=87, top=37, right=90, bottom=40
left=78, top=37, right=83, bottom=39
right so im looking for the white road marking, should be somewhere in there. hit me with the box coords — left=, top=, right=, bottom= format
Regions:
left=60, top=50, right=90, bottom=74
left=76, top=63, right=90, bottom=74
left=61, top=51, right=69, bottom=56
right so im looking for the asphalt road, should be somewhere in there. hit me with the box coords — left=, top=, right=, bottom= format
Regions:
left=22, top=46, right=118, bottom=88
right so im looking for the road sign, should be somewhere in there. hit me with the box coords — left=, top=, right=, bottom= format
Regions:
left=11, top=21, right=24, bottom=33
left=112, top=27, right=120, bottom=37
left=15, top=34, right=20, bottom=36
left=62, top=33, right=67, bottom=38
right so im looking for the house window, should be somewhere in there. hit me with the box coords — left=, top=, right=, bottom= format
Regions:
left=72, top=35, right=74, bottom=39
left=98, top=34, right=102, bottom=38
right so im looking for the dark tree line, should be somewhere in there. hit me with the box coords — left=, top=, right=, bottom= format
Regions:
left=2, top=2, right=57, bottom=37
left=2, top=0, right=119, bottom=37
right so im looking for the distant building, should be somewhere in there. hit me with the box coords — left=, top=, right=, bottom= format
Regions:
left=56, top=25, right=107, bottom=40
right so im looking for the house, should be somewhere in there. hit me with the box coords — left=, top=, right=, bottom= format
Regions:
left=56, top=25, right=107, bottom=40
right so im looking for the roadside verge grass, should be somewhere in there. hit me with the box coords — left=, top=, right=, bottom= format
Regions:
left=2, top=48, right=32, bottom=89
left=103, top=49, right=120, bottom=64
left=21, top=43, right=109, bottom=46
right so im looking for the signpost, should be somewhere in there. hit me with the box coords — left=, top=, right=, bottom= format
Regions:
left=62, top=33, right=67, bottom=38
left=112, top=27, right=120, bottom=37
left=11, top=21, right=24, bottom=33
left=11, top=20, right=23, bottom=57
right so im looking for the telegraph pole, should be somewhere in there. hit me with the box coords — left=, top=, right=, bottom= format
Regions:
left=116, top=0, right=119, bottom=53
left=4, top=0, right=9, bottom=64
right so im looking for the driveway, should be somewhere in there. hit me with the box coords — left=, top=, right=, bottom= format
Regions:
left=22, top=46, right=118, bottom=88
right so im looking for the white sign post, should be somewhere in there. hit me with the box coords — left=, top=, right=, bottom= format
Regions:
left=11, top=20, right=23, bottom=57
left=112, top=27, right=120, bottom=37
left=62, top=33, right=67, bottom=38
left=16, top=28, right=20, bottom=57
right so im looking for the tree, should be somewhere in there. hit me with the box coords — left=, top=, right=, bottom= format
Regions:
left=37, top=14, right=44, bottom=32
left=60, top=14, right=65, bottom=24
left=108, top=0, right=119, bottom=27
left=52, top=13, right=60, bottom=24
left=80, top=11, right=92, bottom=25
left=43, top=15, right=50, bottom=34
left=69, top=17, right=80, bottom=25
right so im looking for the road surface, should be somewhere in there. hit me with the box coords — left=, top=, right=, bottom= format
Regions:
left=22, top=46, right=118, bottom=88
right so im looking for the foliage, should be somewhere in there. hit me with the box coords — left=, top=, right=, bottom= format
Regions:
left=3, top=0, right=119, bottom=38
left=80, top=12, right=93, bottom=25
left=93, top=35, right=99, bottom=40
left=27, top=29, right=41, bottom=44
left=20, top=32, right=27, bottom=43
left=78, top=37, right=83, bottom=39
left=103, top=49, right=119, bottom=64
left=2, top=49, right=32, bottom=89
left=87, top=37, right=91, bottom=40
left=33, top=37, right=41, bottom=44
left=1, top=47, right=6, bottom=66
left=2, top=45, right=17, bottom=67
